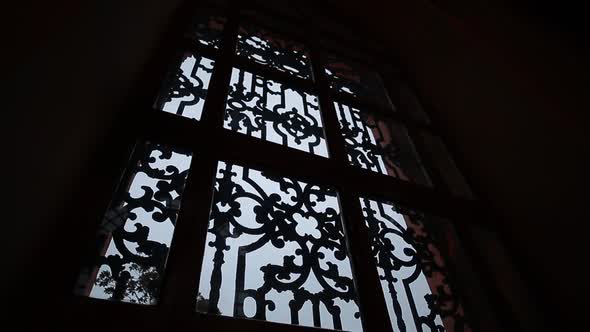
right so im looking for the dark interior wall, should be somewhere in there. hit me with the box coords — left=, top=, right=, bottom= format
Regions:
left=9, top=0, right=185, bottom=313
left=323, top=0, right=587, bottom=330
left=7, top=0, right=586, bottom=329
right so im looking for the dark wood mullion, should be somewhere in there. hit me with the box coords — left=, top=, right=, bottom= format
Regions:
left=160, top=0, right=241, bottom=321
left=198, top=3, right=240, bottom=128
left=144, top=112, right=487, bottom=225
left=339, top=192, right=394, bottom=332
left=309, top=43, right=347, bottom=164
left=158, top=153, right=218, bottom=314
left=310, top=35, right=393, bottom=332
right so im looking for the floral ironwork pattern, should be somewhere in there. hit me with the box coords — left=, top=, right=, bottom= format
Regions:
left=224, top=68, right=328, bottom=157
left=197, top=161, right=363, bottom=332
left=189, top=14, right=226, bottom=49
left=155, top=53, right=215, bottom=121
left=360, top=198, right=470, bottom=332
left=75, top=142, right=192, bottom=305
left=334, top=102, right=431, bottom=186
left=324, top=56, right=392, bottom=109
left=237, top=24, right=313, bottom=80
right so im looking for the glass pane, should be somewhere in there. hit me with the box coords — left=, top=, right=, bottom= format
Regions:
left=224, top=68, right=328, bottom=157
left=324, top=56, right=392, bottom=109
left=155, top=52, right=215, bottom=121
left=197, top=161, right=363, bottom=332
left=188, top=14, right=226, bottom=49
left=334, top=102, right=431, bottom=186
left=237, top=24, right=313, bottom=80
left=359, top=197, right=470, bottom=332
left=75, top=142, right=193, bottom=305
left=420, top=132, right=474, bottom=198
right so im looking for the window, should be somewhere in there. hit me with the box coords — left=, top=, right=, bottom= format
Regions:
left=74, top=3, right=483, bottom=332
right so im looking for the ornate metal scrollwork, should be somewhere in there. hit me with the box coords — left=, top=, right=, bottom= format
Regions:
left=360, top=198, right=470, bottom=332
left=324, top=57, right=392, bottom=109
left=224, top=68, right=328, bottom=157
left=156, top=53, right=215, bottom=121
left=75, top=142, right=192, bottom=305
left=237, top=24, right=313, bottom=80
left=334, top=102, right=431, bottom=186
left=197, top=161, right=362, bottom=331
left=189, top=15, right=226, bottom=49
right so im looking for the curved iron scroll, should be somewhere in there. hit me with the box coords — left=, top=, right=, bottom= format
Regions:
left=224, top=68, right=328, bottom=157
left=360, top=198, right=470, bottom=332
left=334, top=102, right=431, bottom=186
left=75, top=142, right=192, bottom=305
left=197, top=161, right=362, bottom=332
left=237, top=24, right=313, bottom=80
left=156, top=53, right=215, bottom=121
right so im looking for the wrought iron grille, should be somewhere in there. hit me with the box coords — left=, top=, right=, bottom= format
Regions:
left=155, top=52, right=215, bottom=121
left=360, top=197, right=469, bottom=332
left=224, top=68, right=328, bottom=156
left=75, top=142, right=192, bottom=305
left=197, top=161, right=362, bottom=331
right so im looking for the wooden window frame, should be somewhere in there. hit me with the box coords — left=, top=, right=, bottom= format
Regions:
left=63, top=1, right=521, bottom=331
